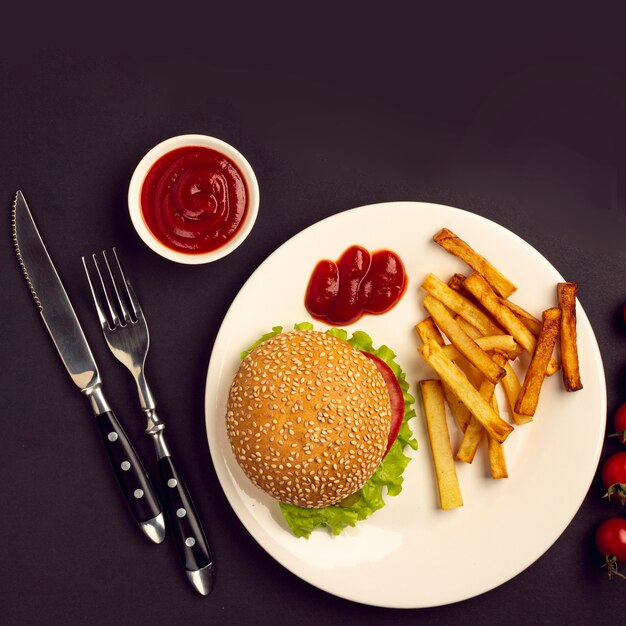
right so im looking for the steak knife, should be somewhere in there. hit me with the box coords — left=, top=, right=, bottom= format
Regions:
left=11, top=190, right=165, bottom=543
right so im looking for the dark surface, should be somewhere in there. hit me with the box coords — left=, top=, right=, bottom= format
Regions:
left=2, top=26, right=626, bottom=625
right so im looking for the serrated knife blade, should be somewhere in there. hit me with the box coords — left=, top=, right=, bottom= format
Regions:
left=12, top=190, right=100, bottom=390
left=11, top=190, right=165, bottom=543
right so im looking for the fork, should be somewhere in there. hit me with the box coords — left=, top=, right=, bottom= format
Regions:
left=83, top=249, right=214, bottom=596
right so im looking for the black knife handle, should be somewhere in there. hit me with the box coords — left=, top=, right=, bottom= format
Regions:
left=96, top=411, right=162, bottom=524
left=158, top=455, right=212, bottom=572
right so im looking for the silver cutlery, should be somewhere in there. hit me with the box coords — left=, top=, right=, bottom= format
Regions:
left=11, top=191, right=165, bottom=543
left=83, top=249, right=215, bottom=596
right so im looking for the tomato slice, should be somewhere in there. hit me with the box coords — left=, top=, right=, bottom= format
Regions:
left=362, top=352, right=404, bottom=456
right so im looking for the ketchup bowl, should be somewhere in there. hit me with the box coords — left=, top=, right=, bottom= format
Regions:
left=128, top=134, right=259, bottom=264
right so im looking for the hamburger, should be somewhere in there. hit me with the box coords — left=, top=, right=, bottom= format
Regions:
left=226, top=323, right=416, bottom=537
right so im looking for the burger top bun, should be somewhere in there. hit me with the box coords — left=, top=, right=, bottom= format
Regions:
left=226, top=329, right=392, bottom=508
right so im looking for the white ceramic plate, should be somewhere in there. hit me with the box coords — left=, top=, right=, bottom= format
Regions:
left=205, top=202, right=606, bottom=608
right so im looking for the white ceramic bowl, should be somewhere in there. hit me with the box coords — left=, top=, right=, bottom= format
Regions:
left=128, top=134, right=259, bottom=264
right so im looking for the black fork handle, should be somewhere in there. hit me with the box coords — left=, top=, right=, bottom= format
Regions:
left=157, top=453, right=214, bottom=591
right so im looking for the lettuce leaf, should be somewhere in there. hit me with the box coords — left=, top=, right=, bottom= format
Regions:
left=240, top=326, right=284, bottom=359
left=241, top=323, right=417, bottom=538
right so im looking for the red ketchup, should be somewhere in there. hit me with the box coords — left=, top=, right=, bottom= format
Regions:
left=140, top=146, right=248, bottom=254
left=305, top=245, right=407, bottom=325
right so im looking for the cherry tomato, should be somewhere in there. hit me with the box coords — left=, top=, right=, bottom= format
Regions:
left=610, top=403, right=626, bottom=445
left=596, top=518, right=626, bottom=579
left=601, top=452, right=626, bottom=505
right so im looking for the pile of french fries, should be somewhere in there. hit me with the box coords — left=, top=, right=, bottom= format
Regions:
left=417, top=228, right=583, bottom=510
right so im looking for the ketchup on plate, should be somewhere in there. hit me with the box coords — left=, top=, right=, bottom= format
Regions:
left=305, top=246, right=408, bottom=325
left=140, top=146, right=248, bottom=254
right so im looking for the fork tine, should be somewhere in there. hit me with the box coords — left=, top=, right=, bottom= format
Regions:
left=103, top=249, right=133, bottom=325
left=82, top=256, right=112, bottom=331
left=111, top=248, right=142, bottom=320
left=92, top=254, right=121, bottom=328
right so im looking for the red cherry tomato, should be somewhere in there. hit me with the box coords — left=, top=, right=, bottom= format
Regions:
left=596, top=518, right=626, bottom=579
left=601, top=452, right=626, bottom=505
left=610, top=403, right=626, bottom=445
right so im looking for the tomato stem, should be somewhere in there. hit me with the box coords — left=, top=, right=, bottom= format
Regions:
left=602, top=484, right=626, bottom=506
left=608, top=430, right=626, bottom=444
left=604, top=555, right=626, bottom=580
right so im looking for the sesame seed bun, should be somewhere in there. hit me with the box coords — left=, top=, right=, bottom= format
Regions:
left=226, top=329, right=392, bottom=508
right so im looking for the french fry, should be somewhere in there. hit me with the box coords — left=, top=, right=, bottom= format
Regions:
left=501, top=299, right=543, bottom=336
left=491, top=389, right=500, bottom=416
left=455, top=378, right=507, bottom=471
left=442, top=334, right=517, bottom=360
left=447, top=273, right=487, bottom=315
left=442, top=383, right=471, bottom=432
left=456, top=376, right=495, bottom=463
left=515, top=308, right=562, bottom=416
left=415, top=317, right=445, bottom=346
left=418, top=340, right=513, bottom=443
left=455, top=311, right=521, bottom=361
left=421, top=273, right=506, bottom=338
left=455, top=315, right=482, bottom=339
left=455, top=355, right=484, bottom=390
left=545, top=355, right=560, bottom=377
left=447, top=272, right=467, bottom=292
left=433, top=228, right=517, bottom=298
left=456, top=419, right=483, bottom=463
left=493, top=352, right=532, bottom=425
left=503, top=365, right=532, bottom=424
left=416, top=317, right=472, bottom=432
left=463, top=272, right=537, bottom=353
left=423, top=295, right=506, bottom=384
left=486, top=389, right=508, bottom=479
left=420, top=380, right=463, bottom=509
left=450, top=273, right=523, bottom=339
left=452, top=316, right=499, bottom=386
left=558, top=282, right=583, bottom=392
left=487, top=436, right=508, bottom=479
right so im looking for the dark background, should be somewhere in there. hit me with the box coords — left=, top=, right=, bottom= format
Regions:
left=2, top=13, right=626, bottom=625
